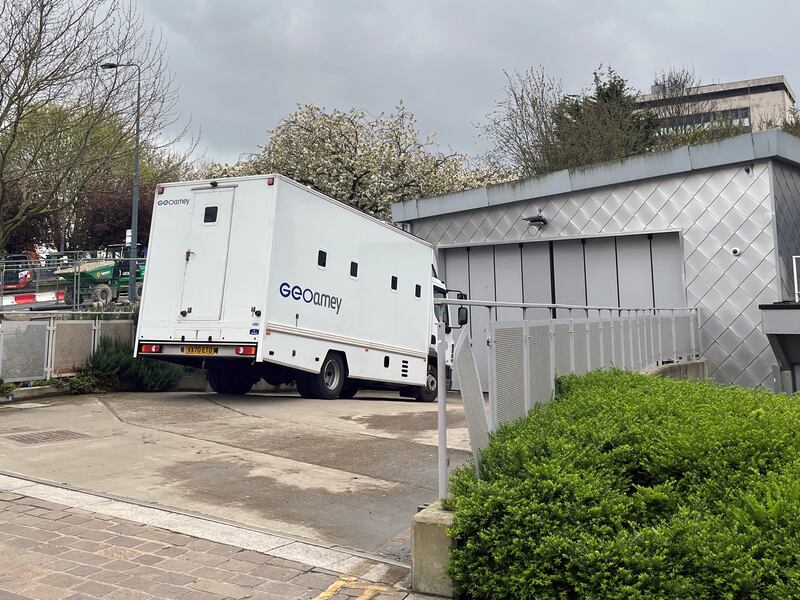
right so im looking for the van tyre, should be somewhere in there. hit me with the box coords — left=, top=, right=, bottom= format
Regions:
left=339, top=379, right=359, bottom=399
left=295, top=372, right=315, bottom=398
left=415, top=363, right=438, bottom=402
left=208, top=363, right=254, bottom=395
left=308, top=353, right=345, bottom=399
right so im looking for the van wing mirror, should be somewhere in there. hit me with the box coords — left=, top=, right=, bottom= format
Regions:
left=458, top=306, right=469, bottom=326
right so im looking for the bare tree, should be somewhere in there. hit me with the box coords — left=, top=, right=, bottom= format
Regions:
left=481, top=67, right=565, bottom=177
left=648, top=67, right=742, bottom=148
left=0, top=0, right=186, bottom=251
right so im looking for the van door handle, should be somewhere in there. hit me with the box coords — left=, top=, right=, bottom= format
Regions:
left=185, top=250, right=194, bottom=262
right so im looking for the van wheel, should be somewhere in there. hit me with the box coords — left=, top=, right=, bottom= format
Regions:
left=308, top=353, right=345, bottom=399
left=295, top=373, right=315, bottom=398
left=339, top=379, right=359, bottom=399
left=414, top=363, right=438, bottom=402
left=208, top=363, right=254, bottom=395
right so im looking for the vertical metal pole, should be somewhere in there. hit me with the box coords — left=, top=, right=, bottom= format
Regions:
left=129, top=66, right=141, bottom=302
left=487, top=307, right=496, bottom=430
left=656, top=310, right=663, bottom=365
left=794, top=256, right=799, bottom=303
left=436, top=320, right=447, bottom=500
left=671, top=309, right=678, bottom=362
left=690, top=308, right=698, bottom=359
left=568, top=308, right=575, bottom=373
left=610, top=310, right=616, bottom=366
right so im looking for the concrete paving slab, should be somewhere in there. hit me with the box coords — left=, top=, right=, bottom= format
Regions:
left=0, top=391, right=471, bottom=564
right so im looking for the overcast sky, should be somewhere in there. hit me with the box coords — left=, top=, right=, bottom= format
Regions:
left=138, top=0, right=800, bottom=164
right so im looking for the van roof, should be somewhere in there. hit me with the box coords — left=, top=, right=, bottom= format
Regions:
left=157, top=174, right=433, bottom=249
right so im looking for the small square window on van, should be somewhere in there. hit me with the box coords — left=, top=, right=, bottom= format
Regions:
left=350, top=261, right=358, bottom=278
left=391, top=275, right=398, bottom=290
left=203, top=206, right=218, bottom=223
left=318, top=250, right=327, bottom=267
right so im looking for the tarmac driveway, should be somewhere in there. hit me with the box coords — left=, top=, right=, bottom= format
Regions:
left=0, top=391, right=471, bottom=563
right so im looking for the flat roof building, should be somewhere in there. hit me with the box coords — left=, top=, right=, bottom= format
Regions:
left=392, top=130, right=800, bottom=392
left=637, top=75, right=796, bottom=133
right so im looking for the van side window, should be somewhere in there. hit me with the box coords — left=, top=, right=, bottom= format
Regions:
left=415, top=284, right=421, bottom=298
left=203, top=206, right=218, bottom=223
left=317, top=250, right=327, bottom=268
left=391, top=276, right=398, bottom=291
left=350, top=261, right=358, bottom=278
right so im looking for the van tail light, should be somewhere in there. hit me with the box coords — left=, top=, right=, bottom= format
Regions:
left=266, top=177, right=274, bottom=186
left=156, top=186, right=164, bottom=194
left=235, top=346, right=257, bottom=356
left=140, top=344, right=162, bottom=354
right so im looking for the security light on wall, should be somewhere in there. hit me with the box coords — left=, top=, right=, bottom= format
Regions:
left=524, top=209, right=548, bottom=230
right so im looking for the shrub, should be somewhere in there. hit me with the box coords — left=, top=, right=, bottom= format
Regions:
left=69, top=372, right=115, bottom=394
left=447, top=370, right=800, bottom=599
left=86, top=336, right=183, bottom=393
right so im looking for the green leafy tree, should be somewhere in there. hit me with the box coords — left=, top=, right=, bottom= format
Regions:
left=201, top=103, right=499, bottom=218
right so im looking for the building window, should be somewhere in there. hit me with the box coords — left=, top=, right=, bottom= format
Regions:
left=415, top=284, right=421, bottom=298
left=391, top=275, right=398, bottom=291
left=350, top=261, right=358, bottom=278
left=317, top=250, right=327, bottom=268
left=203, top=206, right=218, bottom=223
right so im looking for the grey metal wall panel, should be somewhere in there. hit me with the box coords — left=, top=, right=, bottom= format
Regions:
left=553, top=239, right=586, bottom=317
left=412, top=162, right=778, bottom=387
left=617, top=235, right=654, bottom=308
left=521, top=242, right=552, bottom=319
left=584, top=237, right=618, bottom=309
left=772, top=162, right=800, bottom=301
left=467, top=246, right=495, bottom=389
left=651, top=232, right=685, bottom=307
left=494, top=244, right=523, bottom=321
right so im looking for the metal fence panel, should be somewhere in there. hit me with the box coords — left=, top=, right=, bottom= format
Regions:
left=588, top=321, right=602, bottom=370
left=1, top=321, right=48, bottom=382
left=52, top=320, right=94, bottom=376
left=491, top=323, right=528, bottom=428
left=453, top=330, right=490, bottom=472
left=573, top=320, right=588, bottom=375
left=529, top=323, right=552, bottom=406
left=98, top=321, right=134, bottom=347
left=675, top=314, right=692, bottom=357
left=554, top=322, right=571, bottom=375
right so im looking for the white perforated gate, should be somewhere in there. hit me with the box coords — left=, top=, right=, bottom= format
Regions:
left=489, top=309, right=698, bottom=429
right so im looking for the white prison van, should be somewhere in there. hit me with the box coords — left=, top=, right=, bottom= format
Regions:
left=135, top=174, right=464, bottom=400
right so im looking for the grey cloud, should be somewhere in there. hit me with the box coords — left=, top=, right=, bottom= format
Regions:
left=139, top=0, right=800, bottom=164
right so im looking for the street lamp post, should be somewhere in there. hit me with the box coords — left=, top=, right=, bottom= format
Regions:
left=100, top=61, right=141, bottom=302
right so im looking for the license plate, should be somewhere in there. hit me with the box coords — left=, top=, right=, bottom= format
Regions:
left=184, top=345, right=214, bottom=355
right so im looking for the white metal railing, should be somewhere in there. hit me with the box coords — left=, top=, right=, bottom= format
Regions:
left=433, top=298, right=700, bottom=499
left=793, top=255, right=800, bottom=302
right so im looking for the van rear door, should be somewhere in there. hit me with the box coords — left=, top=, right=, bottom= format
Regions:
left=178, top=186, right=235, bottom=321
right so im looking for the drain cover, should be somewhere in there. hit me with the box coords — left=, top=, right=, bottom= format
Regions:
left=4, top=430, right=89, bottom=445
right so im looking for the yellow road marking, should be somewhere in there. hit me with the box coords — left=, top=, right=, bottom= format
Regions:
left=314, top=575, right=394, bottom=600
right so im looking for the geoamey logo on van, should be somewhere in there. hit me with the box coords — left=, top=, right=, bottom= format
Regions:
left=157, top=198, right=190, bottom=206
left=279, top=282, right=342, bottom=315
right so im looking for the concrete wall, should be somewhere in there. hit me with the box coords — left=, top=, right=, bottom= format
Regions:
left=407, top=162, right=780, bottom=388
left=649, top=359, right=709, bottom=381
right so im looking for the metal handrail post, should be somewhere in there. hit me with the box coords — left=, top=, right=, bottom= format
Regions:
left=436, top=320, right=447, bottom=500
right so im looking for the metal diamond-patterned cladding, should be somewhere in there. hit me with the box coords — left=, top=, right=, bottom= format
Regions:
left=410, top=161, right=784, bottom=387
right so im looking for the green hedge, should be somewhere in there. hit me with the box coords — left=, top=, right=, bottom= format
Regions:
left=447, top=370, right=800, bottom=599
left=78, top=336, right=183, bottom=393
